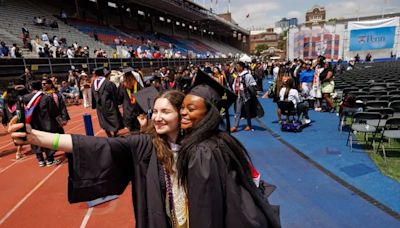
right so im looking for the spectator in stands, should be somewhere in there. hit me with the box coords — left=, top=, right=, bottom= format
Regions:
left=55, top=47, right=63, bottom=58
left=66, top=46, right=74, bottom=58
left=59, top=37, right=67, bottom=46
left=83, top=46, right=89, bottom=57
left=0, top=41, right=9, bottom=57
left=93, top=31, right=99, bottom=41
left=10, top=43, right=22, bottom=58
left=50, top=20, right=58, bottom=29
left=41, top=32, right=49, bottom=45
left=53, top=36, right=60, bottom=47
left=38, top=47, right=46, bottom=58
left=44, top=44, right=52, bottom=57
left=21, top=24, right=30, bottom=48
left=60, top=10, right=68, bottom=23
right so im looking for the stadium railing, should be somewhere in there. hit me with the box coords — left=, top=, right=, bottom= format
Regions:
left=0, top=57, right=235, bottom=87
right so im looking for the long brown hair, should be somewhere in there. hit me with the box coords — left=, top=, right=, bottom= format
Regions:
left=144, top=90, right=185, bottom=174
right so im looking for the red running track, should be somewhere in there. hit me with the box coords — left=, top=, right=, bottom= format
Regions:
left=0, top=104, right=135, bottom=227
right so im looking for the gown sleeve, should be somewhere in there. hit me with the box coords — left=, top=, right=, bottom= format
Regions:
left=68, top=134, right=152, bottom=203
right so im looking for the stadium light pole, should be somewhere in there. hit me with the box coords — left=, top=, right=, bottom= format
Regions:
left=75, top=0, right=80, bottom=18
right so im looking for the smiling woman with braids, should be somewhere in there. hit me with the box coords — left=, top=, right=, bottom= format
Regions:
left=177, top=71, right=281, bottom=228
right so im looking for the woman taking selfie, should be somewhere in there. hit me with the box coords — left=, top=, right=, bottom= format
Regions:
left=9, top=72, right=280, bottom=228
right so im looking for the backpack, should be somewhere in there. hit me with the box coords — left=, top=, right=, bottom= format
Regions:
left=281, top=121, right=303, bottom=132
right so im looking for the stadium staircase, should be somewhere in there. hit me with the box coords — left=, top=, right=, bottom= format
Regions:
left=0, top=0, right=115, bottom=58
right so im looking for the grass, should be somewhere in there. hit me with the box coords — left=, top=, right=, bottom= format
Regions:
left=354, top=132, right=400, bottom=182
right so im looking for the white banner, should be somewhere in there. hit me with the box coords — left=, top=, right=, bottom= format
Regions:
left=348, top=17, right=399, bottom=30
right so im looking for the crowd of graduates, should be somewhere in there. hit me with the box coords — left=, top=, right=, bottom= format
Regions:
left=3, top=59, right=282, bottom=228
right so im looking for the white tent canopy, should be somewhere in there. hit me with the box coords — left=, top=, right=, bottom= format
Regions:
left=239, top=54, right=252, bottom=62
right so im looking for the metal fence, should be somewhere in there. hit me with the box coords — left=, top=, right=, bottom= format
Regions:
left=0, top=57, right=234, bottom=77
left=0, top=57, right=234, bottom=90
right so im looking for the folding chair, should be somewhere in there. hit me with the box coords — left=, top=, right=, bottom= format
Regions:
left=389, top=101, right=400, bottom=117
left=277, top=100, right=298, bottom=123
left=377, top=117, right=400, bottom=163
left=389, top=96, right=400, bottom=103
left=389, top=91, right=400, bottom=96
left=347, top=112, right=381, bottom=152
left=356, top=95, right=376, bottom=103
left=365, top=108, right=394, bottom=130
left=365, top=101, right=389, bottom=109
left=377, top=95, right=392, bottom=101
left=368, top=91, right=387, bottom=97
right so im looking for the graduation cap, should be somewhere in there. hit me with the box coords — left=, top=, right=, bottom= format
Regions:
left=121, top=67, right=134, bottom=74
left=133, top=86, right=160, bottom=117
left=190, top=70, right=236, bottom=111
left=93, top=67, right=110, bottom=77
left=190, top=70, right=237, bottom=132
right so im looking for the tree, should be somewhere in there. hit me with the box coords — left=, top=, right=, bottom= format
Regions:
left=255, top=44, right=269, bottom=54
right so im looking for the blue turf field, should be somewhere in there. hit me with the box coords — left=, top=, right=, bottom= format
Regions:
left=232, top=80, right=400, bottom=227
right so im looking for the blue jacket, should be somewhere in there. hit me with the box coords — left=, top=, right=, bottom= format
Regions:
left=300, top=69, right=314, bottom=83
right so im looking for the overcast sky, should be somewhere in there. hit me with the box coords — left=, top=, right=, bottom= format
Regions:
left=194, top=0, right=400, bottom=30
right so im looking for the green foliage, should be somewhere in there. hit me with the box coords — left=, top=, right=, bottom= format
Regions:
left=255, top=44, right=269, bottom=53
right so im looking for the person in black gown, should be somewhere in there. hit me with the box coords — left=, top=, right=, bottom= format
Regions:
left=91, top=67, right=123, bottom=137
left=9, top=74, right=280, bottom=227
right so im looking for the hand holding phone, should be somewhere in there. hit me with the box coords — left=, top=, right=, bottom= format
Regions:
left=16, top=96, right=27, bottom=141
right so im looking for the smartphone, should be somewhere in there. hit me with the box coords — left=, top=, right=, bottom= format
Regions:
left=16, top=96, right=27, bottom=141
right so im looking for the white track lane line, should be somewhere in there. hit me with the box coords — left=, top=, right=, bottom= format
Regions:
left=80, top=207, right=94, bottom=228
left=0, top=164, right=63, bottom=225
left=0, top=156, right=35, bottom=174
left=78, top=128, right=105, bottom=228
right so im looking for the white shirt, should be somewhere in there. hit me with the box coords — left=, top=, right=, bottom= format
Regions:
left=273, top=66, right=280, bottom=80
left=67, top=48, right=74, bottom=58
left=279, top=87, right=300, bottom=108
left=10, top=47, right=16, bottom=58
left=41, top=33, right=49, bottom=41
left=53, top=39, right=59, bottom=47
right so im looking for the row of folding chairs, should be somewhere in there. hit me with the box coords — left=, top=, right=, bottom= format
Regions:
left=356, top=95, right=400, bottom=103
left=346, top=112, right=400, bottom=163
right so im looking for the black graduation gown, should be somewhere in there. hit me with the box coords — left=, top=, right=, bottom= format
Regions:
left=48, top=91, right=70, bottom=128
left=91, top=80, right=123, bottom=132
left=68, top=134, right=169, bottom=228
left=23, top=92, right=62, bottom=153
left=56, top=92, right=70, bottom=122
left=23, top=92, right=62, bottom=133
left=118, top=84, right=143, bottom=132
left=68, top=134, right=280, bottom=228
